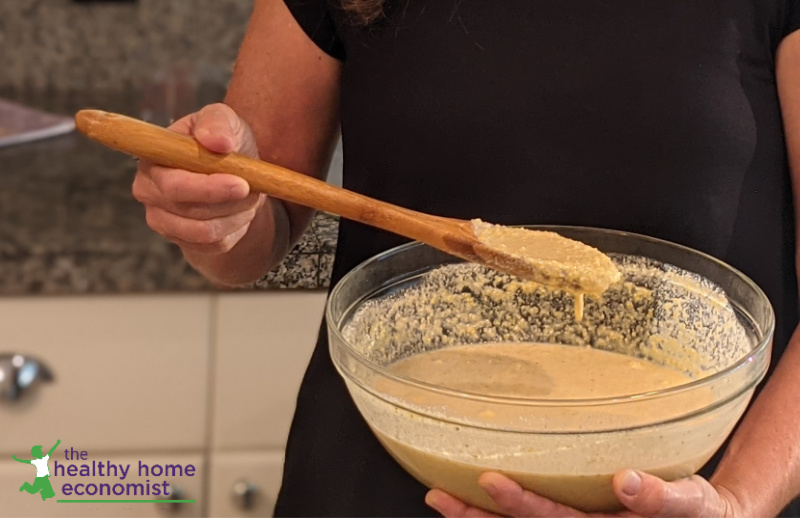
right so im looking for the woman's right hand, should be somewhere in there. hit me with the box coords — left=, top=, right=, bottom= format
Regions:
left=132, top=103, right=266, bottom=258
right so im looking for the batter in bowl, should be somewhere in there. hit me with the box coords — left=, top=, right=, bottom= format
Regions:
left=370, top=342, right=722, bottom=512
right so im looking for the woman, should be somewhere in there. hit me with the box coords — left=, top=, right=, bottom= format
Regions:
left=132, top=1, right=800, bottom=516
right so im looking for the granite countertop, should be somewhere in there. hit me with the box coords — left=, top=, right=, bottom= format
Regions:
left=0, top=89, right=338, bottom=295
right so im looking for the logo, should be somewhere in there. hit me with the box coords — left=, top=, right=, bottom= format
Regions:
left=12, top=441, right=197, bottom=506
left=13, top=439, right=61, bottom=501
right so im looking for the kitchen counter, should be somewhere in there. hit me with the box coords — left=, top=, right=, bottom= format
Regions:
left=0, top=89, right=338, bottom=295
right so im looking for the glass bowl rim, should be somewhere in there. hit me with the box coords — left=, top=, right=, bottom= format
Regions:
left=326, top=225, right=775, bottom=407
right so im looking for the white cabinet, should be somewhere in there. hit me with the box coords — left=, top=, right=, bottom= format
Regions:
left=0, top=291, right=327, bottom=518
left=0, top=295, right=212, bottom=455
left=209, top=291, right=326, bottom=517
left=211, top=291, right=325, bottom=450
left=206, top=451, right=285, bottom=517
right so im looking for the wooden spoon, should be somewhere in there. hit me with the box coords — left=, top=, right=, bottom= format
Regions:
left=74, top=109, right=620, bottom=295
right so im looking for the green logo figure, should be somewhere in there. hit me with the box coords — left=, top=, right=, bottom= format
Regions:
left=13, top=440, right=61, bottom=501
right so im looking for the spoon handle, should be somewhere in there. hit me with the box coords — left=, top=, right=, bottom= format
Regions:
left=74, top=110, right=464, bottom=249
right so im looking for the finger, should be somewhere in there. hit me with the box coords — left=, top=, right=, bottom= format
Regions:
left=145, top=205, right=257, bottom=247
left=168, top=193, right=263, bottom=221
left=168, top=223, right=252, bottom=256
left=132, top=166, right=161, bottom=205
left=164, top=112, right=195, bottom=136
left=149, top=166, right=251, bottom=204
left=479, top=473, right=585, bottom=518
left=192, top=103, right=252, bottom=155
left=425, top=489, right=500, bottom=518
left=613, top=471, right=727, bottom=518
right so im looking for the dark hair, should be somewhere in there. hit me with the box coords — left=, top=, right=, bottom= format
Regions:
left=341, top=0, right=386, bottom=25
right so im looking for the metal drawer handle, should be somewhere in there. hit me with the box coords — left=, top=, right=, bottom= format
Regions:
left=232, top=479, right=259, bottom=510
left=0, top=353, right=54, bottom=402
left=159, top=486, right=186, bottom=514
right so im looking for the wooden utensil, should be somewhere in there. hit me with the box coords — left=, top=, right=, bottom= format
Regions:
left=75, top=109, right=484, bottom=257
left=73, top=109, right=618, bottom=294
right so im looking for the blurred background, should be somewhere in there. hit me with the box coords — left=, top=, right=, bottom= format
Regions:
left=0, top=1, right=342, bottom=516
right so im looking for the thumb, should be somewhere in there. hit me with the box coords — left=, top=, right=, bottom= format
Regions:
left=192, top=103, right=258, bottom=157
left=613, top=470, right=731, bottom=518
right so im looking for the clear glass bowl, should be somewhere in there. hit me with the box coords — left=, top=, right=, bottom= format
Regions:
left=327, top=226, right=774, bottom=513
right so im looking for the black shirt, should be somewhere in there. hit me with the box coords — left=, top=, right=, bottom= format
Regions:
left=275, top=2, right=800, bottom=516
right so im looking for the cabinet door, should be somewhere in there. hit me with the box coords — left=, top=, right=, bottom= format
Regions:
left=212, top=292, right=326, bottom=450
left=0, top=295, right=211, bottom=454
left=206, top=450, right=284, bottom=517
left=0, top=453, right=204, bottom=518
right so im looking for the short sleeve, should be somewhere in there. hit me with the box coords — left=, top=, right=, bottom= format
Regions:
left=283, top=0, right=345, bottom=60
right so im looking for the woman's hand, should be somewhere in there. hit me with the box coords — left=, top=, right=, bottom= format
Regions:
left=132, top=102, right=265, bottom=258
left=425, top=471, right=744, bottom=518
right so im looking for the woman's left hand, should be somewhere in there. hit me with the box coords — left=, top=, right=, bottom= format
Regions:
left=425, top=471, right=743, bottom=518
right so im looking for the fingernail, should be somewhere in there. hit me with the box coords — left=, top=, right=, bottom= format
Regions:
left=196, top=127, right=235, bottom=153
left=621, top=471, right=641, bottom=496
left=229, top=183, right=248, bottom=198
left=424, top=491, right=443, bottom=511
left=479, top=479, right=498, bottom=496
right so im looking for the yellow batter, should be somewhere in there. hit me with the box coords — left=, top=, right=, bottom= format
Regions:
left=389, top=342, right=690, bottom=398
left=374, top=342, right=713, bottom=512
left=470, top=221, right=621, bottom=294
left=470, top=220, right=622, bottom=320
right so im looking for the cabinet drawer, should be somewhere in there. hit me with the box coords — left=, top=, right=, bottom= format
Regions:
left=212, top=292, right=325, bottom=449
left=0, top=452, right=204, bottom=517
left=207, top=450, right=284, bottom=517
left=0, top=295, right=211, bottom=454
